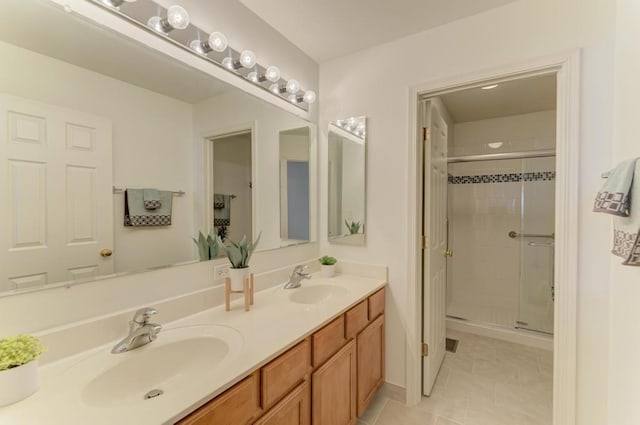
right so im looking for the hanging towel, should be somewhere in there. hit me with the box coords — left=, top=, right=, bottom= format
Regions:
left=125, top=189, right=173, bottom=226
left=213, top=194, right=225, bottom=210
left=143, top=188, right=161, bottom=210
left=213, top=194, right=231, bottom=227
left=594, top=158, right=640, bottom=266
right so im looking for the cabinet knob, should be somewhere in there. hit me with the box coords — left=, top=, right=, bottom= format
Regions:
left=100, top=248, right=113, bottom=257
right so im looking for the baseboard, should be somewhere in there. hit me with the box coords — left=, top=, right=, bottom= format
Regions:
left=382, top=382, right=406, bottom=403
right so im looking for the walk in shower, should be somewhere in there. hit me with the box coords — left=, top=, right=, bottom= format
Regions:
left=446, top=151, right=556, bottom=337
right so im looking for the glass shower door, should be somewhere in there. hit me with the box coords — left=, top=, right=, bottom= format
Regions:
left=516, top=157, right=555, bottom=334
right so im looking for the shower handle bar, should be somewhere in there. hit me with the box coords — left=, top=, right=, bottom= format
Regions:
left=508, top=231, right=554, bottom=239
left=528, top=242, right=555, bottom=248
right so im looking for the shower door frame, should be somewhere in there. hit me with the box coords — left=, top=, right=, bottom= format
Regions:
left=405, top=50, right=581, bottom=425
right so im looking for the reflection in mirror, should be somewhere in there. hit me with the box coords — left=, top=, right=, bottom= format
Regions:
left=279, top=127, right=311, bottom=245
left=328, top=117, right=366, bottom=245
left=0, top=0, right=316, bottom=295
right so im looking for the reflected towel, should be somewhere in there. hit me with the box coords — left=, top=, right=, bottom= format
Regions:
left=594, top=158, right=638, bottom=216
left=143, top=188, right=161, bottom=210
left=125, top=189, right=172, bottom=226
left=214, top=194, right=231, bottom=227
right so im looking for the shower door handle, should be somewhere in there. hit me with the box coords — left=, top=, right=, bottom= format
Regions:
left=528, top=242, right=554, bottom=248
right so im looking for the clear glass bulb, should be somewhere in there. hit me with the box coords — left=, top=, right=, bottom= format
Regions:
left=239, top=50, right=256, bottom=68
left=189, top=39, right=206, bottom=54
left=265, top=66, right=281, bottom=82
left=221, top=57, right=235, bottom=70
left=247, top=72, right=259, bottom=83
left=269, top=84, right=281, bottom=94
left=303, top=90, right=316, bottom=104
left=346, top=117, right=357, bottom=130
left=167, top=5, right=189, bottom=30
left=208, top=32, right=228, bottom=52
left=356, top=122, right=365, bottom=132
left=288, top=94, right=299, bottom=103
left=147, top=16, right=163, bottom=32
left=286, top=79, right=299, bottom=94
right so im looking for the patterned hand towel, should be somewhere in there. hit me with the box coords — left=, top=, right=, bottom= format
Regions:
left=213, top=194, right=225, bottom=210
left=214, top=194, right=231, bottom=227
left=595, top=158, right=640, bottom=266
left=143, top=188, right=161, bottom=210
left=125, top=189, right=173, bottom=226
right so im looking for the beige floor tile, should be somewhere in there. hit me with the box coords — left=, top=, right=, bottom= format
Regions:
left=359, top=392, right=389, bottom=424
left=434, top=416, right=464, bottom=425
left=375, top=400, right=436, bottom=425
left=418, top=393, right=467, bottom=424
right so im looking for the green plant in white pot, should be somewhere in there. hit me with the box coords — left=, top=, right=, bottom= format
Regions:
left=217, top=233, right=261, bottom=291
left=319, top=255, right=337, bottom=278
left=192, top=229, right=220, bottom=261
left=0, top=335, right=46, bottom=406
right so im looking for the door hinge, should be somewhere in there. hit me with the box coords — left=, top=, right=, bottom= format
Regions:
left=421, top=235, right=428, bottom=250
left=422, top=343, right=429, bottom=357
left=422, top=127, right=429, bottom=142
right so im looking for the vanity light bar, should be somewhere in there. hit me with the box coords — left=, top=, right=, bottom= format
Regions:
left=87, top=0, right=316, bottom=110
left=334, top=117, right=366, bottom=140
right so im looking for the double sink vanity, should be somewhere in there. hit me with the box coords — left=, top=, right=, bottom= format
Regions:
left=0, top=272, right=386, bottom=424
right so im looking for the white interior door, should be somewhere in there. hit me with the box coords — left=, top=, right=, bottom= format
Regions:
left=422, top=100, right=448, bottom=396
left=0, top=94, right=113, bottom=291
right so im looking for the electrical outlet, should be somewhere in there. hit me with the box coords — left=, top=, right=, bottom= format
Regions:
left=214, top=264, right=230, bottom=280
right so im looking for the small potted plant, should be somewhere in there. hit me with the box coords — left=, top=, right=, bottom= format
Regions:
left=217, top=233, right=261, bottom=290
left=319, top=255, right=337, bottom=278
left=0, top=334, right=46, bottom=406
left=345, top=220, right=362, bottom=235
left=192, top=229, right=220, bottom=261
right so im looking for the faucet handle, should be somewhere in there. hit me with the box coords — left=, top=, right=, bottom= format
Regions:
left=132, top=307, right=157, bottom=325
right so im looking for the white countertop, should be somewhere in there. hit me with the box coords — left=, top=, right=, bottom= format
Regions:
left=0, top=273, right=385, bottom=425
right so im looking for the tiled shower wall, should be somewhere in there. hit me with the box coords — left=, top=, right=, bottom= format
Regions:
left=446, top=111, right=556, bottom=330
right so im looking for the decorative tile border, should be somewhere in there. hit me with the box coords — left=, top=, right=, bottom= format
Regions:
left=449, top=171, right=556, bottom=184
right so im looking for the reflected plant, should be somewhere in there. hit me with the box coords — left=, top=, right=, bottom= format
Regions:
left=217, top=233, right=261, bottom=269
left=192, top=229, right=220, bottom=261
left=345, top=220, right=362, bottom=235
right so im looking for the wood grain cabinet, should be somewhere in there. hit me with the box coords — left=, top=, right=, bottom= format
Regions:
left=254, top=381, right=310, bottom=425
left=356, top=314, right=385, bottom=416
left=312, top=340, right=358, bottom=425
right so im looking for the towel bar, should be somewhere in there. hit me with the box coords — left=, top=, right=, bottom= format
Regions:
left=112, top=186, right=185, bottom=196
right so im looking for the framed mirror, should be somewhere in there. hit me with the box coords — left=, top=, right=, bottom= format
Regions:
left=328, top=117, right=366, bottom=245
left=0, top=0, right=316, bottom=295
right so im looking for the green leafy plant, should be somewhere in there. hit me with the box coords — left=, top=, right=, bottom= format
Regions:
left=192, top=229, right=220, bottom=261
left=0, top=335, right=46, bottom=371
left=319, top=255, right=337, bottom=266
left=217, top=233, right=261, bottom=269
left=345, top=220, right=362, bottom=234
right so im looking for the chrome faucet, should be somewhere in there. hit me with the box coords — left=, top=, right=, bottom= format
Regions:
left=284, top=265, right=311, bottom=289
left=111, top=307, right=162, bottom=354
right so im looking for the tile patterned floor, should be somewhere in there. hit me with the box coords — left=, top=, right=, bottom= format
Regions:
left=359, top=330, right=553, bottom=425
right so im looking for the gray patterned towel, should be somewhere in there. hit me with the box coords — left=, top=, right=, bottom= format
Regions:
left=214, top=194, right=231, bottom=227
left=595, top=158, right=640, bottom=266
left=143, top=188, right=161, bottom=210
left=125, top=189, right=172, bottom=227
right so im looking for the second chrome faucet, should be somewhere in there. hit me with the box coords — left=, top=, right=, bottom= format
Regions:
left=111, top=307, right=162, bottom=354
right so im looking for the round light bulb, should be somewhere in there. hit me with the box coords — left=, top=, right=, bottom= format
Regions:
left=269, top=83, right=281, bottom=94
left=147, top=16, right=163, bottom=32
left=288, top=94, right=299, bottom=103
left=208, top=32, right=228, bottom=52
left=247, top=71, right=259, bottom=83
left=303, top=90, right=316, bottom=104
left=239, top=50, right=256, bottom=68
left=221, top=57, right=235, bottom=70
left=265, top=66, right=281, bottom=82
left=189, top=39, right=206, bottom=54
left=286, top=79, right=300, bottom=94
left=346, top=117, right=357, bottom=130
left=356, top=122, right=365, bottom=132
left=167, top=5, right=189, bottom=30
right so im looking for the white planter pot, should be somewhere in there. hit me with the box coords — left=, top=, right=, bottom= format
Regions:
left=228, top=267, right=250, bottom=291
left=320, top=265, right=335, bottom=278
left=0, top=360, right=39, bottom=406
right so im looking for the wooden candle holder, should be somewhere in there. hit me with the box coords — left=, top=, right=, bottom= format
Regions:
left=224, top=273, right=254, bottom=312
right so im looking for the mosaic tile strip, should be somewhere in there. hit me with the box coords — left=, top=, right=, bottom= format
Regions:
left=449, top=171, right=556, bottom=184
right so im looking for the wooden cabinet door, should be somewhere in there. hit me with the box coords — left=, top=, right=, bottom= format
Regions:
left=356, top=314, right=385, bottom=417
left=254, top=381, right=310, bottom=425
left=312, top=340, right=357, bottom=425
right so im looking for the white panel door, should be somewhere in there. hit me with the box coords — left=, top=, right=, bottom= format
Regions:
left=0, top=94, right=113, bottom=292
left=422, top=100, right=448, bottom=396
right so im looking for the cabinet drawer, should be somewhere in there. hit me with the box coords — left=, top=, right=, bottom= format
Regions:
left=261, top=338, right=311, bottom=409
left=345, top=301, right=368, bottom=340
left=368, top=288, right=385, bottom=320
left=177, top=371, right=260, bottom=425
left=254, top=381, right=310, bottom=425
left=312, top=315, right=347, bottom=368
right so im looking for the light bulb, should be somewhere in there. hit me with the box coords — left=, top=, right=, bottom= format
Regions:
left=269, top=83, right=281, bottom=94
left=189, top=39, right=207, bottom=55
left=239, top=50, right=256, bottom=68
left=303, top=90, right=316, bottom=104
left=356, top=122, right=365, bottom=132
left=286, top=79, right=299, bottom=94
left=346, top=117, right=357, bottom=130
left=288, top=94, right=299, bottom=103
left=208, top=32, right=227, bottom=52
left=265, top=66, right=281, bottom=82
left=222, top=57, right=235, bottom=70
left=167, top=5, right=189, bottom=30
left=247, top=72, right=259, bottom=83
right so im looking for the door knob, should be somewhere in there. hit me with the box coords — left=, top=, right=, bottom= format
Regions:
left=100, top=248, right=113, bottom=257
left=444, top=250, right=453, bottom=257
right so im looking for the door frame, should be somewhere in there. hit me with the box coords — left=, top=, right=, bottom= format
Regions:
left=405, top=50, right=581, bottom=425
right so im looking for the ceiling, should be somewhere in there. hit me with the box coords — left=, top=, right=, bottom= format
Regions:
left=238, top=0, right=518, bottom=62
left=438, top=74, right=557, bottom=123
left=0, top=0, right=230, bottom=104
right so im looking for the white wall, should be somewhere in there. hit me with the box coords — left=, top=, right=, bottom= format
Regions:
left=608, top=0, right=640, bottom=423
left=319, top=0, right=615, bottom=422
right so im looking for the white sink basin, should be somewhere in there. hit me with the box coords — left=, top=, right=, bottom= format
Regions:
left=289, top=284, right=348, bottom=304
left=63, top=325, right=242, bottom=408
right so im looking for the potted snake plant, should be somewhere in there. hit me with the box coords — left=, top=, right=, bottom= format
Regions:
left=217, top=233, right=261, bottom=290
left=0, top=334, right=46, bottom=406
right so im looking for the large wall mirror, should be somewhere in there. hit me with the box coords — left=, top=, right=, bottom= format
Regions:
left=0, top=0, right=317, bottom=295
left=328, top=117, right=366, bottom=245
